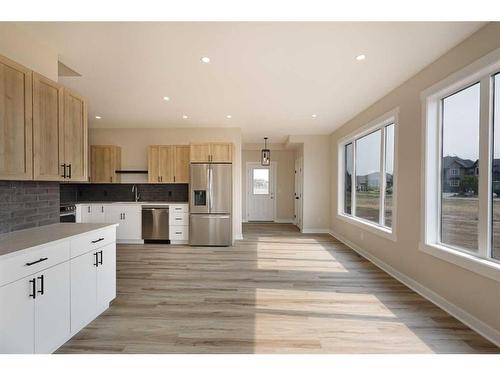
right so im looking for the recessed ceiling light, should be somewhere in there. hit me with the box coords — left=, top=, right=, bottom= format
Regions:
left=226, top=115, right=232, bottom=119
left=163, top=96, right=170, bottom=101
left=182, top=115, right=188, bottom=119
left=95, top=116, right=101, bottom=119
left=311, top=114, right=317, bottom=118
left=356, top=54, right=366, bottom=61
left=201, top=56, right=210, bottom=63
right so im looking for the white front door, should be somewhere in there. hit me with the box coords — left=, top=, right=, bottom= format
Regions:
left=246, top=162, right=276, bottom=221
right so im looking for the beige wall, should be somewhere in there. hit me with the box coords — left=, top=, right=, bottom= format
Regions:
left=0, top=23, right=58, bottom=81
left=241, top=150, right=295, bottom=222
left=287, top=135, right=331, bottom=232
left=89, top=127, right=243, bottom=240
left=330, top=23, right=500, bottom=338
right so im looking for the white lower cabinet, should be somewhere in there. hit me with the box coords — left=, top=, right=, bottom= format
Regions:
left=77, top=204, right=106, bottom=223
left=0, top=277, right=35, bottom=353
left=70, top=251, right=98, bottom=334
left=0, top=262, right=70, bottom=354
left=96, top=244, right=116, bottom=309
left=70, top=243, right=116, bottom=334
left=0, top=225, right=117, bottom=353
left=105, top=205, right=141, bottom=241
left=34, top=262, right=70, bottom=353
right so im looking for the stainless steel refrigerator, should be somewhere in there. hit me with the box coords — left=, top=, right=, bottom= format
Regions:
left=189, top=163, right=232, bottom=246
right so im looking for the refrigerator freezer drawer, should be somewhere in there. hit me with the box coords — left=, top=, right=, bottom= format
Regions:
left=189, top=214, right=232, bottom=246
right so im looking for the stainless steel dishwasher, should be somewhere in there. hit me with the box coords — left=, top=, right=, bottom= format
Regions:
left=142, top=206, right=169, bottom=241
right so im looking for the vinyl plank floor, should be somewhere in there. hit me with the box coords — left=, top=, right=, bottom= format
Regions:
left=57, top=223, right=499, bottom=354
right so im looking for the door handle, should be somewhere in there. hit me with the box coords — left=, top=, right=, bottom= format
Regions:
left=98, top=250, right=103, bottom=265
left=91, top=237, right=104, bottom=244
left=29, top=278, right=36, bottom=299
left=61, top=163, right=67, bottom=178
left=37, top=275, right=44, bottom=295
left=94, top=252, right=99, bottom=267
left=25, top=257, right=48, bottom=266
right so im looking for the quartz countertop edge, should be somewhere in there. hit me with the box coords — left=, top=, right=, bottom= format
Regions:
left=0, top=223, right=118, bottom=259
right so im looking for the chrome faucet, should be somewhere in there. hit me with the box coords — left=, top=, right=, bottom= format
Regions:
left=132, top=184, right=141, bottom=202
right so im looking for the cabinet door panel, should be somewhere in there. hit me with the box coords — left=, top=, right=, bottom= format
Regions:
left=174, top=145, right=190, bottom=183
left=0, top=55, right=32, bottom=180
left=64, top=90, right=87, bottom=181
left=91, top=145, right=120, bottom=183
left=97, top=243, right=116, bottom=309
left=159, top=146, right=174, bottom=183
left=190, top=144, right=210, bottom=162
left=90, top=204, right=106, bottom=223
left=0, top=277, right=35, bottom=353
left=33, top=73, right=64, bottom=181
left=210, top=143, right=232, bottom=162
left=70, top=252, right=97, bottom=334
left=148, top=145, right=160, bottom=182
left=34, top=262, right=70, bottom=353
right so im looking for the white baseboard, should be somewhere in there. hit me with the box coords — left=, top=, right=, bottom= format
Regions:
left=301, top=228, right=331, bottom=234
left=329, top=229, right=500, bottom=348
left=233, top=234, right=244, bottom=240
left=275, top=218, right=295, bottom=223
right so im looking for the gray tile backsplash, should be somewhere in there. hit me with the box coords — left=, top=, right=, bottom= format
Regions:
left=0, top=181, right=60, bottom=234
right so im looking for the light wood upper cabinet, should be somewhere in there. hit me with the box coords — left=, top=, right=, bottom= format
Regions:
left=90, top=145, right=121, bottom=183
left=148, top=145, right=190, bottom=183
left=148, top=145, right=160, bottom=182
left=174, top=145, right=190, bottom=183
left=0, top=55, right=33, bottom=180
left=190, top=143, right=233, bottom=163
left=210, top=143, right=233, bottom=162
left=159, top=146, right=174, bottom=183
left=190, top=143, right=211, bottom=162
left=32, top=73, right=65, bottom=181
left=63, top=89, right=88, bottom=181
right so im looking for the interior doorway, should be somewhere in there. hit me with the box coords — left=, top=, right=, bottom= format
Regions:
left=294, top=156, right=303, bottom=229
left=246, top=162, right=277, bottom=221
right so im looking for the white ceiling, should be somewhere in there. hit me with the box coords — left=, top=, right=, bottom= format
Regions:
left=16, top=22, right=484, bottom=143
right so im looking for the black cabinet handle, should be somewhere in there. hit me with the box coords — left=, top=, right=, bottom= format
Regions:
left=93, top=252, right=99, bottom=267
left=25, top=257, right=48, bottom=266
left=37, top=275, right=44, bottom=295
left=98, top=250, right=103, bottom=265
left=29, top=278, right=36, bottom=299
left=61, top=163, right=67, bottom=178
left=68, top=164, right=72, bottom=179
left=91, top=238, right=104, bottom=244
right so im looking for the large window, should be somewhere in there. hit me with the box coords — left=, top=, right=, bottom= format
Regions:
left=339, top=114, right=397, bottom=235
left=423, top=54, right=500, bottom=278
left=440, top=83, right=480, bottom=252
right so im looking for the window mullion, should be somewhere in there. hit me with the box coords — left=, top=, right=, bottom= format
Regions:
left=352, top=140, right=357, bottom=218
left=478, top=76, right=493, bottom=259
left=379, top=127, right=386, bottom=226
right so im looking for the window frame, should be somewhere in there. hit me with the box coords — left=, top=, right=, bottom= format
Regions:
left=337, top=108, right=399, bottom=241
left=421, top=47, right=500, bottom=282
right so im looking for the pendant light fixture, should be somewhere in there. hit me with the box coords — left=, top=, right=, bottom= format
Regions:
left=261, top=137, right=270, bottom=166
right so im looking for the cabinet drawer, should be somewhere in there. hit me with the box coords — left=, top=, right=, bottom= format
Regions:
left=0, top=241, right=70, bottom=287
left=169, top=226, right=188, bottom=241
left=70, top=227, right=116, bottom=258
left=170, top=212, right=188, bottom=226
left=169, top=204, right=188, bottom=213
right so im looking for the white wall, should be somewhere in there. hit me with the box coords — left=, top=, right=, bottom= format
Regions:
left=0, top=23, right=58, bottom=81
left=330, top=23, right=500, bottom=341
left=287, top=135, right=331, bottom=232
left=89, top=127, right=243, bottom=241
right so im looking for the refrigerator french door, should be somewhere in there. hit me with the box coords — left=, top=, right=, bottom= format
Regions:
left=189, top=163, right=232, bottom=246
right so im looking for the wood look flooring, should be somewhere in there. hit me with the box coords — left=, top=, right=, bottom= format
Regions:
left=57, top=223, right=499, bottom=353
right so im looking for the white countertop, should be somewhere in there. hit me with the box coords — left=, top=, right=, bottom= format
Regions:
left=0, top=223, right=118, bottom=258
left=74, top=201, right=189, bottom=205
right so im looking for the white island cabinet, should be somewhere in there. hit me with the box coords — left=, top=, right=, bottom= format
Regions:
left=0, top=223, right=117, bottom=354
